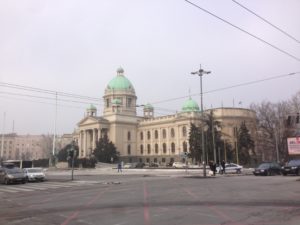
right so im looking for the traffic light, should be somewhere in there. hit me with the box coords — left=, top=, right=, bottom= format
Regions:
left=68, top=149, right=74, bottom=158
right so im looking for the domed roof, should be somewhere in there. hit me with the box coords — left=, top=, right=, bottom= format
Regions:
left=107, top=67, right=135, bottom=91
left=87, top=104, right=97, bottom=110
left=181, top=97, right=200, bottom=112
left=144, top=103, right=154, bottom=110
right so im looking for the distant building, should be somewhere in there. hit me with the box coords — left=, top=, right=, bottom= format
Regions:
left=76, top=68, right=257, bottom=164
left=0, top=133, right=52, bottom=161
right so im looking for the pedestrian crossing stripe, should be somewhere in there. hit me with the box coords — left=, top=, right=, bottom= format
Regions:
left=0, top=181, right=99, bottom=194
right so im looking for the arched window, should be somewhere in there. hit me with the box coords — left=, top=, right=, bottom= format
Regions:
left=163, top=143, right=167, bottom=154
left=155, top=144, right=158, bottom=154
left=140, top=132, right=143, bottom=140
left=127, top=145, right=131, bottom=155
left=140, top=145, right=144, bottom=155
left=183, top=141, right=187, bottom=152
left=182, top=126, right=187, bottom=137
left=162, top=129, right=166, bottom=139
left=147, top=144, right=151, bottom=154
left=171, top=142, right=175, bottom=153
left=127, top=131, right=131, bottom=141
left=147, top=131, right=151, bottom=140
left=155, top=130, right=158, bottom=139
left=171, top=128, right=175, bottom=138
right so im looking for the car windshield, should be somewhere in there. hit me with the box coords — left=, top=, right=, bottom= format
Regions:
left=26, top=168, right=43, bottom=173
left=257, top=163, right=270, bottom=169
left=6, top=168, right=23, bottom=174
left=287, top=160, right=300, bottom=167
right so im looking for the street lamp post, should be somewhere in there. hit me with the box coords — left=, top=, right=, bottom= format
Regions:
left=191, top=65, right=211, bottom=177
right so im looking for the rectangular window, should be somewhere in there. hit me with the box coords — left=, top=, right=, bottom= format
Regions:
left=127, top=98, right=132, bottom=107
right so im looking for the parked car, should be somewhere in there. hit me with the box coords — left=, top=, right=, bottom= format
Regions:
left=135, top=162, right=145, bottom=168
left=216, top=163, right=243, bottom=174
left=253, top=162, right=281, bottom=176
left=23, top=167, right=46, bottom=182
left=166, top=162, right=173, bottom=167
left=172, top=162, right=187, bottom=168
left=0, top=165, right=27, bottom=184
left=149, top=162, right=159, bottom=168
left=281, top=159, right=300, bottom=176
left=123, top=163, right=136, bottom=169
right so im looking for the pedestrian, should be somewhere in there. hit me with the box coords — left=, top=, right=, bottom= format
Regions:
left=117, top=162, right=122, bottom=172
left=221, top=160, right=226, bottom=174
left=212, top=162, right=217, bottom=176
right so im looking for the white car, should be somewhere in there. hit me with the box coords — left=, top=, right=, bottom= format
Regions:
left=172, top=162, right=187, bottom=168
left=123, top=163, right=136, bottom=169
left=23, top=167, right=46, bottom=182
left=216, top=163, right=243, bottom=174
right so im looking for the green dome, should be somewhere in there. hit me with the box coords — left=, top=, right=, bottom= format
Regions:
left=181, top=98, right=200, bottom=112
left=144, top=103, right=154, bottom=109
left=107, top=67, right=135, bottom=91
left=87, top=104, right=97, bottom=110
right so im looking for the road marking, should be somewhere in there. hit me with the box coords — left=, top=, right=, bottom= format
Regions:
left=1, top=186, right=33, bottom=192
left=0, top=181, right=99, bottom=194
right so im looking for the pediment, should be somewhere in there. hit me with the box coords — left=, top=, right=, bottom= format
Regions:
left=77, top=116, right=108, bottom=126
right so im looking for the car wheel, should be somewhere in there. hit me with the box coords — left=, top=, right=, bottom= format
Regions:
left=297, top=170, right=300, bottom=176
left=236, top=169, right=241, bottom=174
left=282, top=173, right=287, bottom=176
left=4, top=178, right=10, bottom=185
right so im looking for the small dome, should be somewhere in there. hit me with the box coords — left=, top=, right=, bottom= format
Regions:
left=107, top=67, right=135, bottom=91
left=144, top=103, right=154, bottom=110
left=87, top=104, right=97, bottom=110
left=181, top=98, right=200, bottom=112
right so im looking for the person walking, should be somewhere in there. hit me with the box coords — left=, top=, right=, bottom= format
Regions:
left=117, top=162, right=122, bottom=173
left=221, top=160, right=226, bottom=174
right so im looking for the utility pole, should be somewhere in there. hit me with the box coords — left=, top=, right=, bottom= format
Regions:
left=191, top=65, right=211, bottom=177
left=52, top=92, right=58, bottom=166
left=212, top=115, right=216, bottom=163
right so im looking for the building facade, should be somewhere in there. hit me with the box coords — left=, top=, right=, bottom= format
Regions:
left=0, top=134, right=52, bottom=161
left=76, top=68, right=257, bottom=164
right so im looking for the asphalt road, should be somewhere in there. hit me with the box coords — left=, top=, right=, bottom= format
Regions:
left=0, top=171, right=300, bottom=225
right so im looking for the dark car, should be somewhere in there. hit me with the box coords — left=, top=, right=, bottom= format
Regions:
left=149, top=162, right=159, bottom=168
left=253, top=162, right=281, bottom=176
left=281, top=159, right=300, bottom=176
left=135, top=162, right=145, bottom=168
left=0, top=165, right=27, bottom=184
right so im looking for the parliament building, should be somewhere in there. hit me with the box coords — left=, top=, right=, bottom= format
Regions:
left=75, top=68, right=257, bottom=164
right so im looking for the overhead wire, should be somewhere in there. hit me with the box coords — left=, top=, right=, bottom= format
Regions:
left=150, top=71, right=300, bottom=105
left=0, top=91, right=100, bottom=106
left=232, top=0, right=300, bottom=44
left=1, top=72, right=299, bottom=113
left=184, top=0, right=300, bottom=62
left=0, top=82, right=101, bottom=102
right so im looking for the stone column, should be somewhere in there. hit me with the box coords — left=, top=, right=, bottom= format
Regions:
left=97, top=128, right=101, bottom=141
left=92, top=129, right=96, bottom=150
left=83, top=130, right=87, bottom=157
left=79, top=131, right=82, bottom=157
left=176, top=125, right=180, bottom=154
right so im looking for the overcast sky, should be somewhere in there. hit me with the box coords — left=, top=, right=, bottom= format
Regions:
left=0, top=0, right=300, bottom=135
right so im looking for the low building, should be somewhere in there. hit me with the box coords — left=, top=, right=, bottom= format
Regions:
left=0, top=133, right=52, bottom=161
